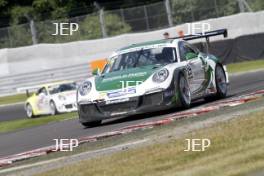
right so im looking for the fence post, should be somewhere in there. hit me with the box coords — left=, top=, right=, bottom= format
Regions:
left=237, top=0, right=252, bottom=12
left=29, top=19, right=38, bottom=44
left=190, top=0, right=195, bottom=21
left=7, top=27, right=13, bottom=47
left=120, top=8, right=125, bottom=26
left=214, top=0, right=219, bottom=17
left=164, top=0, right=173, bottom=27
left=238, top=0, right=245, bottom=12
left=25, top=15, right=38, bottom=45
left=143, top=5, right=150, bottom=30
left=94, top=2, right=107, bottom=38
left=99, top=9, right=107, bottom=38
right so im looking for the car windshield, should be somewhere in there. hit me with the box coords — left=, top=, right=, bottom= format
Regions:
left=103, top=47, right=176, bottom=73
left=48, top=83, right=76, bottom=94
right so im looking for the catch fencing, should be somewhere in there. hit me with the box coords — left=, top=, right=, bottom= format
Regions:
left=0, top=0, right=262, bottom=49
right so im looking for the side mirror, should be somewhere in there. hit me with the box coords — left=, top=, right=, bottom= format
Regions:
left=92, top=68, right=100, bottom=76
left=185, top=52, right=197, bottom=60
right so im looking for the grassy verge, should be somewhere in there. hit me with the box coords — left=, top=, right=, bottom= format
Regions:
left=227, top=59, right=264, bottom=73
left=0, top=112, right=77, bottom=133
left=37, top=109, right=264, bottom=176
left=0, top=93, right=27, bottom=105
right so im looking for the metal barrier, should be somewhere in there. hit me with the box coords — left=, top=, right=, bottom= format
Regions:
left=0, top=63, right=91, bottom=96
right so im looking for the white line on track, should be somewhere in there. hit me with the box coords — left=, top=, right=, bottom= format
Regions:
left=0, top=102, right=24, bottom=108
left=0, top=139, right=148, bottom=176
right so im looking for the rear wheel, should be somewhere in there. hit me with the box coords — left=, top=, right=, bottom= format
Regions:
left=215, top=64, right=228, bottom=98
left=205, top=64, right=227, bottom=101
left=177, top=74, right=191, bottom=108
left=50, top=101, right=58, bottom=115
left=26, top=104, right=34, bottom=118
left=81, top=120, right=102, bottom=128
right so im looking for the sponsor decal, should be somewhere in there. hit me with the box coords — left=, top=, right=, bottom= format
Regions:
left=102, top=72, right=147, bottom=82
left=107, top=87, right=136, bottom=98
left=105, top=97, right=129, bottom=105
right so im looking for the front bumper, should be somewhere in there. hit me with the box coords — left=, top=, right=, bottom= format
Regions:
left=78, top=88, right=177, bottom=123
left=57, top=103, right=77, bottom=113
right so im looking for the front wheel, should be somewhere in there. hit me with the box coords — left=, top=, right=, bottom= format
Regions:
left=81, top=120, right=102, bottom=128
left=50, top=101, right=58, bottom=115
left=26, top=104, right=34, bottom=118
left=177, top=74, right=191, bottom=108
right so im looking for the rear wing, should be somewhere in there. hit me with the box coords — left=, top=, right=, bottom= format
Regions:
left=17, top=85, right=43, bottom=97
left=171, top=29, right=228, bottom=42
left=172, top=29, right=228, bottom=53
left=184, top=29, right=227, bottom=41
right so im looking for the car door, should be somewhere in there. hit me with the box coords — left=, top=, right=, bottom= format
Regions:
left=179, top=41, right=206, bottom=93
left=36, top=87, right=50, bottom=114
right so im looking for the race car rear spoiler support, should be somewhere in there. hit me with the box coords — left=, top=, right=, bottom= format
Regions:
left=182, top=28, right=227, bottom=41
left=171, top=28, right=228, bottom=41
left=172, top=29, right=228, bottom=53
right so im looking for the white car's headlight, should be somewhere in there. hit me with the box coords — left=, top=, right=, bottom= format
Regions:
left=58, top=95, right=66, bottom=101
left=79, top=81, right=92, bottom=96
left=152, top=68, right=169, bottom=83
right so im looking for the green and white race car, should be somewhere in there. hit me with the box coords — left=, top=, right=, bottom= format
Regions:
left=77, top=29, right=229, bottom=127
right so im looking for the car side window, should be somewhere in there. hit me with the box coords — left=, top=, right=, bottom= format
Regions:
left=36, top=87, right=48, bottom=96
left=179, top=42, right=198, bottom=61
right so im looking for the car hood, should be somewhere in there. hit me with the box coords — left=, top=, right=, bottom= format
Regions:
left=53, top=90, right=76, bottom=98
left=95, top=65, right=161, bottom=91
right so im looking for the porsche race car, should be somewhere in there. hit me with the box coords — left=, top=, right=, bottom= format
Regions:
left=20, top=81, right=78, bottom=118
left=77, top=29, right=229, bottom=127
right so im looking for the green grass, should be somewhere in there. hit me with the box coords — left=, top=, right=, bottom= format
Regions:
left=0, top=93, right=27, bottom=105
left=227, top=59, right=264, bottom=73
left=0, top=112, right=77, bottom=133
left=37, top=109, right=264, bottom=176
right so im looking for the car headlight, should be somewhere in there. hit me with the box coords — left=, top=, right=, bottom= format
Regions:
left=79, top=81, right=92, bottom=96
left=152, top=68, right=169, bottom=83
left=58, top=95, right=66, bottom=101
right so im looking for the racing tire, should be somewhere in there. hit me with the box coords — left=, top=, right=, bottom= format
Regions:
left=205, top=64, right=228, bottom=101
left=215, top=64, right=228, bottom=98
left=50, top=101, right=58, bottom=115
left=81, top=120, right=102, bottom=128
left=177, top=73, right=191, bottom=108
left=26, top=104, right=34, bottom=118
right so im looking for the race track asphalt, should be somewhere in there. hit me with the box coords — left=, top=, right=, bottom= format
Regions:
left=0, top=103, right=26, bottom=122
left=0, top=70, right=264, bottom=157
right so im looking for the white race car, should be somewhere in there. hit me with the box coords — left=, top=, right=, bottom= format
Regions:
left=20, top=81, right=78, bottom=118
left=77, top=29, right=229, bottom=127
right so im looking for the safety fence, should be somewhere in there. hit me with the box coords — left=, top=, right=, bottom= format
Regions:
left=0, top=0, right=262, bottom=49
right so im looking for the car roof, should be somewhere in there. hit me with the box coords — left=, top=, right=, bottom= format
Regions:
left=118, top=39, right=177, bottom=51
left=43, top=81, right=75, bottom=88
